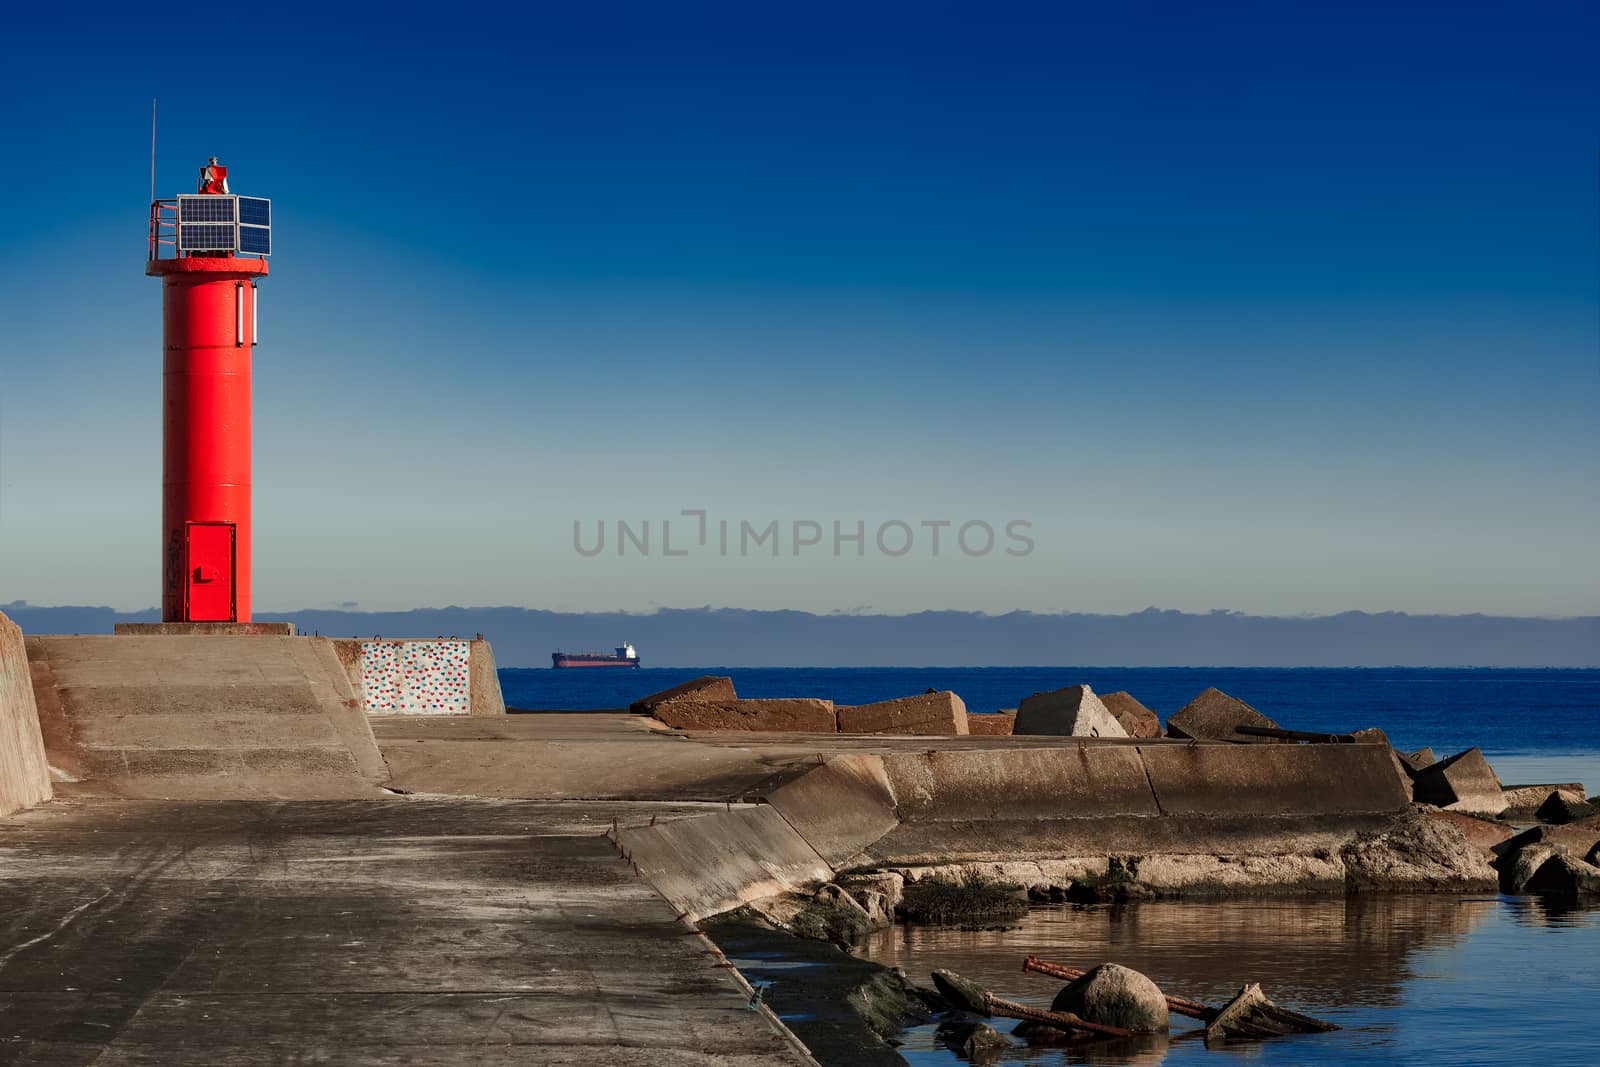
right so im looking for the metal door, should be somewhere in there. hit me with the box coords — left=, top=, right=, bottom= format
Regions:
left=185, top=522, right=236, bottom=622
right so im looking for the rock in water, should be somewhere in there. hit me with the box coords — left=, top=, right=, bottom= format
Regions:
left=1536, top=790, right=1597, bottom=825
left=1524, top=854, right=1600, bottom=900
left=1049, top=963, right=1169, bottom=1033
left=1499, top=842, right=1566, bottom=894
left=937, top=1018, right=1011, bottom=1061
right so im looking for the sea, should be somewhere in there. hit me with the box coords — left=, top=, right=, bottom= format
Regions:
left=500, top=666, right=1600, bottom=1066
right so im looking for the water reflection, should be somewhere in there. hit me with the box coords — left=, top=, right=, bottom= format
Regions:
left=865, top=896, right=1496, bottom=1009
left=859, top=896, right=1600, bottom=1066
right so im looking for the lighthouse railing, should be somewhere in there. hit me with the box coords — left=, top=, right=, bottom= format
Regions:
left=148, top=199, right=179, bottom=261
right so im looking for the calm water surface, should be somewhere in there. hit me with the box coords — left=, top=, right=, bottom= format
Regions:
left=857, top=896, right=1600, bottom=1066
left=505, top=666, right=1600, bottom=1062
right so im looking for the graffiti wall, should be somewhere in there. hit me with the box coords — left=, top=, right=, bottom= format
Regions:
left=360, top=640, right=471, bottom=714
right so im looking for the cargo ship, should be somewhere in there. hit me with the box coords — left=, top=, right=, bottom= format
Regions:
left=551, top=643, right=640, bottom=669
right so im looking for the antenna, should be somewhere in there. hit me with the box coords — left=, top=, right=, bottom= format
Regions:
left=149, top=99, right=157, bottom=204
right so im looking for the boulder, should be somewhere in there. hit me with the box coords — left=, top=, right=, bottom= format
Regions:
left=789, top=884, right=878, bottom=944
left=837, top=690, right=968, bottom=736
left=652, top=698, right=837, bottom=732
left=1499, top=843, right=1565, bottom=894
left=1014, top=685, right=1127, bottom=738
left=1492, top=817, right=1600, bottom=870
left=937, top=1019, right=1010, bottom=1061
left=855, top=887, right=893, bottom=926
left=1524, top=853, right=1600, bottom=899
left=1410, top=748, right=1506, bottom=817
left=1164, top=687, right=1286, bottom=744
left=1049, top=962, right=1169, bottom=1033
left=840, top=870, right=905, bottom=912
left=814, top=882, right=879, bottom=919
left=1536, top=790, right=1597, bottom=825
left=966, top=711, right=1016, bottom=736
left=1100, top=691, right=1162, bottom=738
left=629, top=675, right=736, bottom=714
left=1423, top=809, right=1515, bottom=855
left=1341, top=811, right=1498, bottom=892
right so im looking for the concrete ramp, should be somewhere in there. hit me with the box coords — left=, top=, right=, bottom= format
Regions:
left=613, top=805, right=833, bottom=923
left=27, top=635, right=388, bottom=799
left=1, top=612, right=51, bottom=816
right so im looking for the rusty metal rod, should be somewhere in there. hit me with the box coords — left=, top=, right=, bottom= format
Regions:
left=1022, top=956, right=1217, bottom=1022
left=983, top=994, right=1133, bottom=1038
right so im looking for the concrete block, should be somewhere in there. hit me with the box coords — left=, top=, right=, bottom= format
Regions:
left=654, top=698, right=837, bottom=733
left=1402, top=748, right=1436, bottom=772
left=1014, top=685, right=1127, bottom=738
left=0, top=611, right=52, bottom=817
left=629, top=675, right=737, bottom=714
left=1411, top=747, right=1507, bottom=817
left=1350, top=727, right=1414, bottom=796
left=1138, top=743, right=1411, bottom=816
left=1536, top=790, right=1597, bottom=825
left=1100, top=691, right=1161, bottom=739
left=837, top=691, right=968, bottom=736
left=966, top=712, right=1015, bottom=736
left=764, top=755, right=900, bottom=866
left=613, top=805, right=832, bottom=922
left=1165, top=687, right=1285, bottom=744
left=1503, top=783, right=1586, bottom=816
left=1525, top=853, right=1600, bottom=898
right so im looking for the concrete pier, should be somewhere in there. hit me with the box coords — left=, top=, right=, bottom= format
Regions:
left=0, top=797, right=811, bottom=1065
left=0, top=615, right=1494, bottom=1063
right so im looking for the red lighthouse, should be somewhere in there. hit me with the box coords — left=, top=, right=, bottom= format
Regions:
left=146, top=159, right=272, bottom=622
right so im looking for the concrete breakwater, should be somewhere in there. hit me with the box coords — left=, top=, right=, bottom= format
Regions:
left=3, top=612, right=1595, bottom=1065
left=611, top=742, right=1493, bottom=924
left=611, top=674, right=1523, bottom=922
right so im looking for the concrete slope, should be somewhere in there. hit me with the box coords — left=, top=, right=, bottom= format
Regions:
left=614, top=805, right=834, bottom=923
left=0, top=798, right=810, bottom=1065
left=27, top=635, right=388, bottom=799
left=0, top=612, right=51, bottom=816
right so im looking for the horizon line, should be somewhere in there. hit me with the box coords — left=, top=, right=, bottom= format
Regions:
left=5, top=601, right=1597, bottom=622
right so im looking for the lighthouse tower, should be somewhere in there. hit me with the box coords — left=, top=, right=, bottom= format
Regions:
left=146, top=159, right=272, bottom=622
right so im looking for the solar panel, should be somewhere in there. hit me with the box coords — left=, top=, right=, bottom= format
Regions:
left=178, top=195, right=236, bottom=222
left=237, top=197, right=271, bottom=227
left=238, top=226, right=272, bottom=255
left=170, top=194, right=271, bottom=255
left=178, top=223, right=237, bottom=251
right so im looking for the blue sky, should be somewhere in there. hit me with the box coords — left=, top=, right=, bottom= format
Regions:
left=0, top=1, right=1595, bottom=616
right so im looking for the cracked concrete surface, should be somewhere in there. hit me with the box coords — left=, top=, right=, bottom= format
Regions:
left=0, top=798, right=811, bottom=1066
